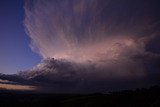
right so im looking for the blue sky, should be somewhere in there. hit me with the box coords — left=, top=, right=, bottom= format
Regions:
left=0, top=0, right=41, bottom=74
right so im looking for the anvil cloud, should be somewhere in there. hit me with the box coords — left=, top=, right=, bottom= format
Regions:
left=1, top=0, right=159, bottom=93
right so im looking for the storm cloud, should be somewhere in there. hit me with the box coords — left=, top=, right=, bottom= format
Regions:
left=24, top=0, right=160, bottom=61
left=1, top=0, right=159, bottom=93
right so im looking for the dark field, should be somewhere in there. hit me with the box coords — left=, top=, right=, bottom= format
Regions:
left=0, top=86, right=160, bottom=107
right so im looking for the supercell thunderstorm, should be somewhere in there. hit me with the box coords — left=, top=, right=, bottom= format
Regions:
left=18, top=0, right=160, bottom=93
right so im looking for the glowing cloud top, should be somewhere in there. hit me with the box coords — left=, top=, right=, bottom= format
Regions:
left=24, top=0, right=154, bottom=62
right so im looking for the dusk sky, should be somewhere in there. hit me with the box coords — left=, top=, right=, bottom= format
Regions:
left=0, top=0, right=160, bottom=93
left=0, top=0, right=40, bottom=74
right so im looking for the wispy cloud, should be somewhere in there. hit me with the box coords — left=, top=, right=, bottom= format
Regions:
left=5, top=0, right=158, bottom=93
